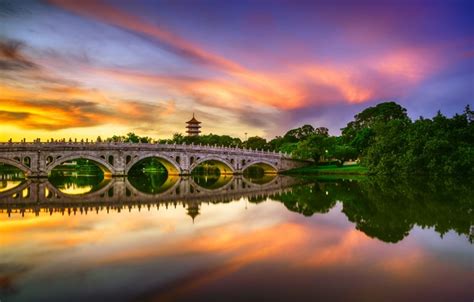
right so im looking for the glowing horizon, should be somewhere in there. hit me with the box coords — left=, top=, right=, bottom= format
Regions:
left=1, top=0, right=472, bottom=141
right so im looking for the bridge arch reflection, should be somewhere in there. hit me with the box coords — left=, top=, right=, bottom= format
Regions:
left=191, top=174, right=234, bottom=191
left=0, top=176, right=298, bottom=218
left=126, top=174, right=180, bottom=195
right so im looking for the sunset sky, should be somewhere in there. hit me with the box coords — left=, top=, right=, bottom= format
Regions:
left=1, top=0, right=473, bottom=141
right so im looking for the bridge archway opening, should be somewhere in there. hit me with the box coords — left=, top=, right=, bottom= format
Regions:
left=0, top=163, right=26, bottom=178
left=0, top=159, right=29, bottom=178
left=127, top=157, right=180, bottom=194
left=49, top=158, right=107, bottom=177
left=0, top=163, right=26, bottom=193
left=49, top=158, right=109, bottom=195
left=191, top=159, right=234, bottom=176
left=48, top=155, right=113, bottom=177
left=128, top=156, right=180, bottom=176
left=243, top=162, right=278, bottom=185
left=243, top=162, right=278, bottom=175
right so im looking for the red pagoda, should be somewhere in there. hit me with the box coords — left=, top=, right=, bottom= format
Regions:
left=186, top=113, right=201, bottom=136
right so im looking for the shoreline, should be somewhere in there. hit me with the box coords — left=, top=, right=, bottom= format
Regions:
left=282, top=164, right=369, bottom=176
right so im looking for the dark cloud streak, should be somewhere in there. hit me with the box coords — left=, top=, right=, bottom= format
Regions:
left=0, top=39, right=37, bottom=71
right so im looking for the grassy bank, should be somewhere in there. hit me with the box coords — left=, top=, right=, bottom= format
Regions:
left=283, top=164, right=368, bottom=176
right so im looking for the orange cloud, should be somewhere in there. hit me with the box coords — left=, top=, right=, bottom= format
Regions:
left=0, top=91, right=175, bottom=130
left=90, top=67, right=305, bottom=110
left=299, top=64, right=373, bottom=103
left=374, top=48, right=437, bottom=81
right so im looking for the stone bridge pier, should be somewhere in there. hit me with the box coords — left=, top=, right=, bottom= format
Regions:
left=0, top=142, right=309, bottom=178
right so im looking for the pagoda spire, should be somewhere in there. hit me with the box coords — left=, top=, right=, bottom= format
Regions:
left=186, top=113, right=201, bottom=136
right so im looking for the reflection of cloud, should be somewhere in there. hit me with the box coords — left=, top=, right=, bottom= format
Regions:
left=378, top=249, right=425, bottom=278
left=2, top=200, right=471, bottom=301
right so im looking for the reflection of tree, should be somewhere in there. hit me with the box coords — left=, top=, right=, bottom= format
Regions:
left=243, top=170, right=276, bottom=185
left=0, top=165, right=25, bottom=180
left=128, top=173, right=170, bottom=194
left=346, top=176, right=473, bottom=243
left=248, top=195, right=267, bottom=204
left=274, top=182, right=337, bottom=216
left=50, top=159, right=104, bottom=175
left=127, top=159, right=178, bottom=194
left=129, top=158, right=167, bottom=174
left=273, top=176, right=473, bottom=243
left=49, top=173, right=105, bottom=195
left=192, top=174, right=233, bottom=190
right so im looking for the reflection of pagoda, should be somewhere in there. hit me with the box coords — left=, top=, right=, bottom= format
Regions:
left=186, top=113, right=201, bottom=136
left=186, top=202, right=200, bottom=223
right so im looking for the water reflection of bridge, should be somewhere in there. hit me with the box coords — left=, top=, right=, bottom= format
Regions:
left=0, top=176, right=298, bottom=218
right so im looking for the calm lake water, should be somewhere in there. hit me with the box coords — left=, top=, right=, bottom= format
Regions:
left=0, top=170, right=472, bottom=302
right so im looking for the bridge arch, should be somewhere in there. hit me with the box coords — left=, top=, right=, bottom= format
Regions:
left=0, top=157, right=32, bottom=175
left=125, top=153, right=181, bottom=175
left=189, top=156, right=235, bottom=175
left=46, top=154, right=114, bottom=175
left=242, top=160, right=278, bottom=174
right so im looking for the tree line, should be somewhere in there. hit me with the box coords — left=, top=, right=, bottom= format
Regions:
left=273, top=176, right=472, bottom=243
left=103, top=101, right=473, bottom=176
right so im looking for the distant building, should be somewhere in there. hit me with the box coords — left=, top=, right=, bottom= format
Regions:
left=186, top=113, right=201, bottom=136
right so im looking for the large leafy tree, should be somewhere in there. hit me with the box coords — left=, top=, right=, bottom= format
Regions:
left=284, top=124, right=315, bottom=141
left=293, top=134, right=332, bottom=163
left=361, top=105, right=473, bottom=175
left=342, top=102, right=410, bottom=151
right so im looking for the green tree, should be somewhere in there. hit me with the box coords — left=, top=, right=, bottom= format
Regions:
left=293, top=134, right=331, bottom=163
left=245, top=136, right=267, bottom=150
left=363, top=119, right=411, bottom=174
left=330, top=144, right=358, bottom=166
left=342, top=102, right=410, bottom=156
left=284, top=124, right=315, bottom=142
left=315, top=127, right=329, bottom=137
left=124, top=132, right=140, bottom=143
left=171, top=133, right=185, bottom=144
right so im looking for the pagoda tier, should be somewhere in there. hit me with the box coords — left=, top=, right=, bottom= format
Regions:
left=186, top=113, right=201, bottom=136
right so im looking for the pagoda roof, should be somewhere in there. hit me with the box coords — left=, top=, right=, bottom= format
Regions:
left=186, top=113, right=201, bottom=124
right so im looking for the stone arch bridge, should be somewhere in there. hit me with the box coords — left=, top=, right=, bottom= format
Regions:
left=0, top=142, right=308, bottom=177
